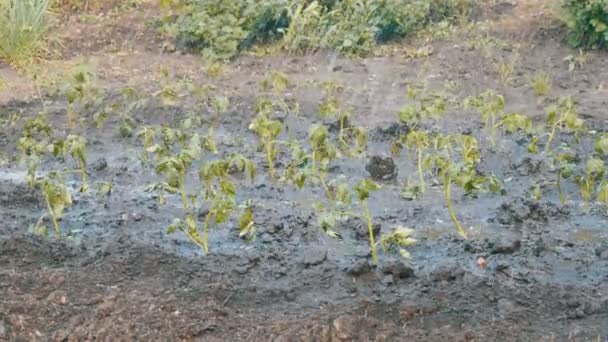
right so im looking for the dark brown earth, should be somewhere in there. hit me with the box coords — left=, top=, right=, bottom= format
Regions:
left=1, top=1, right=608, bottom=341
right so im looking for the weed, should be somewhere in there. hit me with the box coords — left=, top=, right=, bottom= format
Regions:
left=0, top=0, right=52, bottom=65
left=530, top=71, right=552, bottom=97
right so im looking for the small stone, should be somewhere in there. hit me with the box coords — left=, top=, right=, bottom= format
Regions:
left=597, top=249, right=608, bottom=260
left=490, top=236, right=521, bottom=254
left=131, top=213, right=143, bottom=222
left=365, top=155, right=398, bottom=181
left=303, top=246, right=327, bottom=266
left=430, top=261, right=464, bottom=282
left=381, top=274, right=394, bottom=286
left=381, top=259, right=414, bottom=279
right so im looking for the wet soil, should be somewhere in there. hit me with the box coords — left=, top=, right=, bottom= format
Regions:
left=1, top=1, right=608, bottom=340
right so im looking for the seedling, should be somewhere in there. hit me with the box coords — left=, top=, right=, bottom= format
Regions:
left=198, top=155, right=256, bottom=252
left=464, top=91, right=505, bottom=145
left=249, top=111, right=282, bottom=178
left=398, top=92, right=447, bottom=129
left=53, top=135, right=89, bottom=193
left=314, top=80, right=367, bottom=156
left=37, top=172, right=72, bottom=239
left=17, top=114, right=53, bottom=187
left=392, top=130, right=431, bottom=193
left=544, top=97, right=584, bottom=153
left=63, top=64, right=103, bottom=129
left=378, top=226, right=416, bottom=259
left=576, top=158, right=604, bottom=210
left=553, top=149, right=576, bottom=206
left=261, top=70, right=294, bottom=115
left=354, top=179, right=381, bottom=265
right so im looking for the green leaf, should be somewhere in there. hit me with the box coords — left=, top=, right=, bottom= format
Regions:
left=354, top=179, right=380, bottom=201
left=238, top=206, right=255, bottom=240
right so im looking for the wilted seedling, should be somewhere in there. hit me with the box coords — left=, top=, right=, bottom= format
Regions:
left=198, top=155, right=256, bottom=252
left=354, top=179, right=381, bottom=265
left=63, top=64, right=103, bottom=129
left=17, top=114, right=53, bottom=187
left=576, top=158, right=604, bottom=209
left=544, top=97, right=584, bottom=153
left=52, top=135, right=89, bottom=193
left=249, top=112, right=282, bottom=178
left=500, top=113, right=533, bottom=135
left=392, top=130, right=431, bottom=193
left=530, top=71, right=552, bottom=97
left=398, top=92, right=447, bottom=129
left=378, top=226, right=416, bottom=259
left=37, top=172, right=72, bottom=239
left=464, top=91, right=505, bottom=145
left=553, top=149, right=576, bottom=206
left=261, top=70, right=294, bottom=115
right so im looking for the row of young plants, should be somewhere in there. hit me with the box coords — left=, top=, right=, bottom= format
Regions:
left=13, top=66, right=608, bottom=265
left=159, top=0, right=473, bottom=59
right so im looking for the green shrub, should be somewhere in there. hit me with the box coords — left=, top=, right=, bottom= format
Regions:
left=0, top=0, right=52, bottom=65
left=562, top=0, right=608, bottom=49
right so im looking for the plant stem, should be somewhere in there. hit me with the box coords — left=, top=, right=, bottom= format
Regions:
left=363, top=201, right=378, bottom=265
left=202, top=210, right=214, bottom=254
left=179, top=173, right=188, bottom=210
left=266, top=140, right=275, bottom=178
left=79, top=160, right=88, bottom=192
left=545, top=124, right=558, bottom=153
left=557, top=171, right=565, bottom=206
left=443, top=174, right=467, bottom=239
left=43, top=192, right=61, bottom=239
left=417, top=149, right=425, bottom=193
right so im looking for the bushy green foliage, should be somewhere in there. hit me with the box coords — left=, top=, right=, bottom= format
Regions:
left=165, top=0, right=289, bottom=59
left=164, top=0, right=472, bottom=58
left=0, top=0, right=52, bottom=65
left=562, top=0, right=608, bottom=49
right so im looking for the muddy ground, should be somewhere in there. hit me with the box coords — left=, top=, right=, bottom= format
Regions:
left=1, top=1, right=608, bottom=341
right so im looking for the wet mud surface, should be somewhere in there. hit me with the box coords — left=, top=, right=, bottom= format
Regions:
left=1, top=16, right=608, bottom=341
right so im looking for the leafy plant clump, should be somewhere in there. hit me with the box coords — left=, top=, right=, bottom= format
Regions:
left=562, top=0, right=608, bottom=49
left=162, top=0, right=473, bottom=58
left=0, top=0, right=53, bottom=65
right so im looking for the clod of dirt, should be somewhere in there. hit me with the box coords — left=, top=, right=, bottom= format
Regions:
left=399, top=300, right=438, bottom=322
left=302, top=246, right=328, bottom=266
left=495, top=199, right=549, bottom=225
left=489, top=235, right=521, bottom=254
left=381, top=274, right=394, bottom=286
left=92, top=158, right=109, bottom=172
left=354, top=221, right=381, bottom=241
left=381, top=259, right=414, bottom=279
left=365, top=156, right=398, bottom=181
left=512, top=156, right=548, bottom=176
left=429, top=261, right=465, bottom=282
left=345, top=259, right=371, bottom=276
left=597, top=248, right=608, bottom=260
